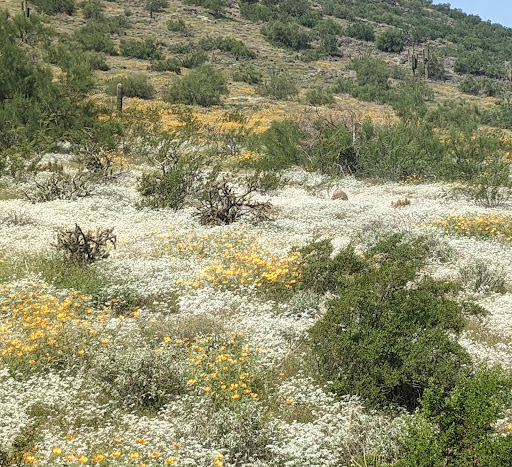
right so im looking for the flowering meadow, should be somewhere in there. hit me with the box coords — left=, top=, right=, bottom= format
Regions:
left=2, top=135, right=512, bottom=466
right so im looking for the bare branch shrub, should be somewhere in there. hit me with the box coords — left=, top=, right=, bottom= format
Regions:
left=25, top=172, right=92, bottom=202
left=0, top=209, right=34, bottom=226
left=54, top=224, right=116, bottom=264
left=198, top=178, right=272, bottom=226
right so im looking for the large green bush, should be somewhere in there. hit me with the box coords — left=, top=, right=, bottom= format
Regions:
left=376, top=28, right=404, bottom=52
left=308, top=234, right=485, bottom=410
left=257, top=69, right=298, bottom=100
left=261, top=21, right=312, bottom=50
left=106, top=73, right=155, bottom=99
left=397, top=367, right=512, bottom=466
left=345, top=22, right=375, bottom=41
left=32, top=0, right=76, bottom=15
left=164, top=65, right=228, bottom=106
left=120, top=37, right=163, bottom=60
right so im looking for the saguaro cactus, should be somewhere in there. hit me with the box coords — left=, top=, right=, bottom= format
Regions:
left=116, top=83, right=123, bottom=113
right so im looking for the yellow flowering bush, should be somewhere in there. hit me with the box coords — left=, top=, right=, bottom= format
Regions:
left=432, top=213, right=512, bottom=241
left=162, top=331, right=262, bottom=405
left=155, top=227, right=301, bottom=291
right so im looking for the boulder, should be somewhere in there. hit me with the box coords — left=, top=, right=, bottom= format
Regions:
left=331, top=189, right=348, bottom=201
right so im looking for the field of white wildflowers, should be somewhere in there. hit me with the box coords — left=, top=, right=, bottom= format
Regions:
left=1, top=158, right=512, bottom=466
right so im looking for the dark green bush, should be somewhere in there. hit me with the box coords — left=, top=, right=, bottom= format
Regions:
left=261, top=21, right=312, bottom=51
left=397, top=367, right=512, bottom=466
left=458, top=75, right=482, bottom=95
left=184, top=0, right=227, bottom=16
left=164, top=65, right=228, bottom=106
left=357, top=121, right=444, bottom=181
left=345, top=22, right=375, bottom=41
left=81, top=0, right=104, bottom=21
left=257, top=69, right=298, bottom=100
left=240, top=2, right=273, bottom=22
left=120, top=37, right=163, bottom=60
left=376, top=28, right=404, bottom=52
left=232, top=63, right=262, bottom=84
left=167, top=17, right=188, bottom=33
left=106, top=73, right=155, bottom=99
left=150, top=58, right=182, bottom=73
left=32, top=0, right=76, bottom=15
left=308, top=234, right=485, bottom=410
left=251, top=120, right=303, bottom=171
left=179, top=50, right=208, bottom=68
left=145, top=0, right=168, bottom=16
left=304, top=87, right=335, bottom=106
left=72, top=22, right=116, bottom=54
left=198, top=36, right=257, bottom=60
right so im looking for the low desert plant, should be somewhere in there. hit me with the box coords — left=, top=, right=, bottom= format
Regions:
left=54, top=224, right=116, bottom=264
left=198, top=178, right=272, bottom=226
left=458, top=260, right=507, bottom=294
left=106, top=73, right=156, bottom=99
left=120, top=37, right=163, bottom=60
left=25, top=172, right=92, bottom=202
left=164, top=65, right=228, bottom=106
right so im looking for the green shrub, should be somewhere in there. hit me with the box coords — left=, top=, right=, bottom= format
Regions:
left=252, top=120, right=303, bottom=171
left=167, top=16, right=188, bottom=33
left=304, top=87, right=335, bottom=106
left=120, top=37, right=163, bottom=60
left=257, top=69, right=298, bottom=100
left=376, top=28, right=404, bottom=52
left=150, top=58, right=182, bottom=74
left=81, top=0, right=105, bottom=21
left=184, top=0, right=227, bottom=16
left=455, top=155, right=512, bottom=207
left=261, top=21, right=312, bottom=51
left=137, top=164, right=198, bottom=209
left=145, top=0, right=168, bottom=16
left=179, top=50, right=208, bottom=68
left=345, top=22, right=375, bottom=41
left=397, top=367, right=512, bottom=466
left=198, top=36, right=256, bottom=60
left=240, top=2, right=273, bottom=22
left=458, top=260, right=507, bottom=294
left=164, top=65, right=227, bottom=106
left=308, top=234, right=485, bottom=410
left=106, top=73, right=155, bottom=99
left=91, top=333, right=186, bottom=411
left=357, top=121, right=444, bottom=181
left=72, top=22, right=116, bottom=54
left=458, top=75, right=482, bottom=95
left=232, top=63, right=262, bottom=84
left=32, top=0, right=76, bottom=15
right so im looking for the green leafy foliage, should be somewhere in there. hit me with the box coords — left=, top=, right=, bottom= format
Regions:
left=257, top=69, right=298, bottom=100
left=106, top=73, right=156, bottom=99
left=308, top=234, right=485, bottom=410
left=32, top=0, right=76, bottom=15
left=164, top=65, right=228, bottom=106
left=376, top=28, right=405, bottom=52
left=261, top=21, right=312, bottom=50
left=120, top=37, right=163, bottom=60
left=397, top=367, right=512, bottom=466
left=345, top=22, right=375, bottom=41
left=184, top=0, right=227, bottom=16
left=198, top=36, right=257, bottom=59
left=72, top=22, right=117, bottom=54
left=304, top=87, right=335, bottom=106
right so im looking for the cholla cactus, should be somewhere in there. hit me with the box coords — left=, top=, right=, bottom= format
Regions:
left=54, top=224, right=116, bottom=264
